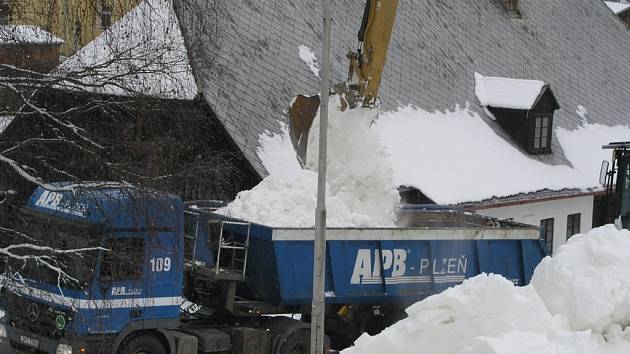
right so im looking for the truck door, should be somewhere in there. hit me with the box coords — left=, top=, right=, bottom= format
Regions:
left=97, top=236, right=146, bottom=333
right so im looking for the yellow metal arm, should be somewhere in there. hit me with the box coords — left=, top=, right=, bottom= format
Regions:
left=351, top=0, right=399, bottom=107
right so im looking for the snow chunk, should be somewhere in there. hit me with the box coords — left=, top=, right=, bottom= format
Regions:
left=217, top=96, right=398, bottom=227
left=298, top=45, right=320, bottom=78
left=343, top=274, right=594, bottom=354
left=605, top=1, right=630, bottom=14
left=474, top=72, right=546, bottom=110
left=57, top=0, right=197, bottom=100
left=375, top=105, right=592, bottom=205
left=0, top=115, right=14, bottom=133
left=0, top=25, right=63, bottom=45
left=532, top=225, right=630, bottom=333
left=256, top=124, right=303, bottom=177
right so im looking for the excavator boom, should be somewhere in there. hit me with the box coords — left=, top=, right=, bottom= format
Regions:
left=288, top=0, right=398, bottom=164
left=352, top=0, right=399, bottom=106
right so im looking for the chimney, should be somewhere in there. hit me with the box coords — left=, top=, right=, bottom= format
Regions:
left=502, top=0, right=521, bottom=18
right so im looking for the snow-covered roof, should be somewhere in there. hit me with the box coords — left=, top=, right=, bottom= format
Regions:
left=57, top=0, right=197, bottom=100
left=605, top=1, right=630, bottom=14
left=474, top=72, right=547, bottom=110
left=176, top=0, right=630, bottom=204
left=0, top=116, right=14, bottom=133
left=0, top=25, right=63, bottom=45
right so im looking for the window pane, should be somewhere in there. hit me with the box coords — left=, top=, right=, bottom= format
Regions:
left=534, top=138, right=540, bottom=149
left=542, top=116, right=549, bottom=128
left=535, top=117, right=542, bottom=128
left=567, top=213, right=581, bottom=238
left=540, top=218, right=554, bottom=253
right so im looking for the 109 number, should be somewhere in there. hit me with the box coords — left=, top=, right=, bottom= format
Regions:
left=150, top=257, right=171, bottom=272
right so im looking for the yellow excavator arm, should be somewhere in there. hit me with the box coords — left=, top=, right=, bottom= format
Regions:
left=349, top=0, right=399, bottom=107
left=288, top=0, right=399, bottom=164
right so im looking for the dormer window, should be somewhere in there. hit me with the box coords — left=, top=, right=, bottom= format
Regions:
left=475, top=72, right=559, bottom=155
left=532, top=113, right=551, bottom=152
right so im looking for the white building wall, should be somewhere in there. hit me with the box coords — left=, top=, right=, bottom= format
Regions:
left=475, top=195, right=594, bottom=254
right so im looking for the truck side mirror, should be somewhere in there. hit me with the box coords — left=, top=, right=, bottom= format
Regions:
left=600, top=160, right=610, bottom=186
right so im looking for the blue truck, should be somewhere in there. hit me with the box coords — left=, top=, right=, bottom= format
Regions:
left=0, top=185, right=547, bottom=353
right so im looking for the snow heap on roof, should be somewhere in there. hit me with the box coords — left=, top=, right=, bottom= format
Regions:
left=605, top=1, right=630, bottom=15
left=57, top=0, right=197, bottom=100
left=343, top=225, right=630, bottom=354
left=0, top=25, right=63, bottom=45
left=376, top=105, right=630, bottom=205
left=474, top=72, right=546, bottom=110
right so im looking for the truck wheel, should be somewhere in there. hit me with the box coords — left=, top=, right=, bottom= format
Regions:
left=278, top=329, right=310, bottom=354
left=119, top=334, right=167, bottom=354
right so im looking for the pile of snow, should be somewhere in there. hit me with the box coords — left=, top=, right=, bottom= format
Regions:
left=474, top=72, right=546, bottom=110
left=532, top=225, right=630, bottom=333
left=217, top=96, right=399, bottom=227
left=343, top=225, right=630, bottom=354
left=0, top=25, right=63, bottom=45
left=57, top=0, right=196, bottom=100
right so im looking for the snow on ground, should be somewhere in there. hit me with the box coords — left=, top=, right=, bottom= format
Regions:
left=57, top=0, right=196, bottom=100
left=474, top=72, right=546, bottom=110
left=298, top=45, right=320, bottom=78
left=343, top=226, right=630, bottom=354
left=532, top=225, right=630, bottom=333
left=216, top=96, right=399, bottom=227
left=0, top=25, right=63, bottom=45
left=375, top=105, right=608, bottom=205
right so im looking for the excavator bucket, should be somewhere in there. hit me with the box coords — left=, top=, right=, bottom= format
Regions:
left=288, top=94, right=321, bottom=166
left=287, top=0, right=398, bottom=165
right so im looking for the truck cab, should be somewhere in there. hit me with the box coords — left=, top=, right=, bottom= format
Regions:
left=2, top=185, right=184, bottom=353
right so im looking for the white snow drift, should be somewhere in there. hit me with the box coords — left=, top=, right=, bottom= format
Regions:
left=343, top=225, right=630, bottom=354
left=216, top=96, right=399, bottom=227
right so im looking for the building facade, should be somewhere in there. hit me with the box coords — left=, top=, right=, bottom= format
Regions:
left=1, top=0, right=140, bottom=55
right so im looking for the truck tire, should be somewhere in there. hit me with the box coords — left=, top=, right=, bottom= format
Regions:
left=277, top=328, right=310, bottom=354
left=118, top=334, right=167, bottom=354
left=264, top=318, right=312, bottom=354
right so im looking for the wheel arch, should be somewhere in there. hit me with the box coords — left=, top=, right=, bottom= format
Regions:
left=112, top=319, right=178, bottom=354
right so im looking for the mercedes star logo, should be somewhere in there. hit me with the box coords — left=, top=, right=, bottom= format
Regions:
left=27, top=303, right=40, bottom=322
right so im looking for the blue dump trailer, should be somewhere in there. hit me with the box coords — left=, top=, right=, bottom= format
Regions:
left=1, top=185, right=547, bottom=354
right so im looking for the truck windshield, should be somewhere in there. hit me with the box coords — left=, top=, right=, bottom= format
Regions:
left=4, top=209, right=106, bottom=290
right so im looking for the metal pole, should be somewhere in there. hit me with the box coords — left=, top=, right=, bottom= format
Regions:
left=311, top=0, right=331, bottom=353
